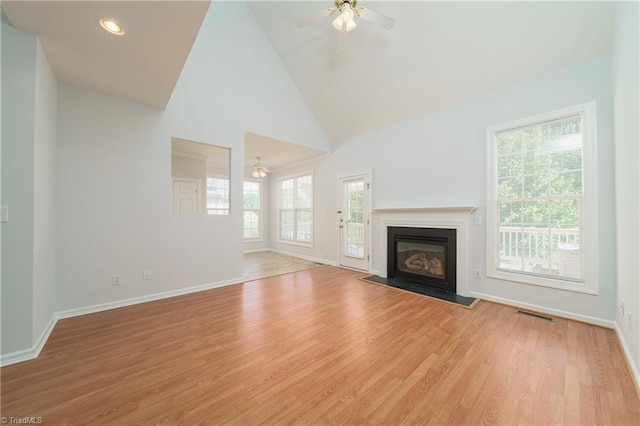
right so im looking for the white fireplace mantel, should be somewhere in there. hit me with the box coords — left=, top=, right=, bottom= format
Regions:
left=372, top=206, right=477, bottom=297
left=372, top=206, right=477, bottom=215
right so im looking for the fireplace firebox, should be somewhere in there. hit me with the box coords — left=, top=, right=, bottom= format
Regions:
left=387, top=227, right=457, bottom=293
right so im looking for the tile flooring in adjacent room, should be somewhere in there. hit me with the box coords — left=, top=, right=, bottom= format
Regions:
left=243, top=251, right=325, bottom=281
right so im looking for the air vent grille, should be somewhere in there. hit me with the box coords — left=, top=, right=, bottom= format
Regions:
left=516, top=310, right=555, bottom=322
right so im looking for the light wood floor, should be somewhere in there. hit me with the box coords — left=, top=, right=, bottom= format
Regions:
left=243, top=251, right=323, bottom=281
left=1, top=267, right=638, bottom=425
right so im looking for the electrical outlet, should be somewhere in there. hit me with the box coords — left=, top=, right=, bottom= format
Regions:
left=620, top=301, right=625, bottom=316
left=143, top=270, right=152, bottom=281
left=474, top=268, right=482, bottom=279
left=112, top=274, right=122, bottom=286
left=627, top=312, right=632, bottom=330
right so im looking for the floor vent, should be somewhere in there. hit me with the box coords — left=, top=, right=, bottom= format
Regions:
left=516, top=310, right=555, bottom=322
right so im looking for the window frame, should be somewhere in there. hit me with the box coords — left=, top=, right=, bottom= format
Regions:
left=486, top=101, right=599, bottom=294
left=243, top=179, right=262, bottom=241
left=206, top=174, right=230, bottom=215
left=277, top=171, right=314, bottom=247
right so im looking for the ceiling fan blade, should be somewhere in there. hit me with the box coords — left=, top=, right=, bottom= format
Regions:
left=296, top=8, right=336, bottom=28
left=356, top=6, right=395, bottom=30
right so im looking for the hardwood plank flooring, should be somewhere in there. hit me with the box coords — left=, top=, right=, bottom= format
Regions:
left=1, top=266, right=639, bottom=425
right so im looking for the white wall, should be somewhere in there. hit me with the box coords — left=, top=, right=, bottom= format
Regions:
left=171, top=155, right=206, bottom=182
left=54, top=2, right=328, bottom=312
left=32, top=39, right=57, bottom=342
left=0, top=12, right=3, bottom=360
left=273, top=54, right=616, bottom=322
left=1, top=23, right=36, bottom=353
left=612, top=2, right=640, bottom=371
left=1, top=24, right=57, bottom=356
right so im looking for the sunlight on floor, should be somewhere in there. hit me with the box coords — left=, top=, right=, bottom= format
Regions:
left=243, top=251, right=324, bottom=281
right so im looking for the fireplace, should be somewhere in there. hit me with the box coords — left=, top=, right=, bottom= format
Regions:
left=387, top=227, right=457, bottom=293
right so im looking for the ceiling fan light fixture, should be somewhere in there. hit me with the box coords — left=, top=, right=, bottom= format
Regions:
left=341, top=2, right=355, bottom=22
left=332, top=14, right=344, bottom=30
left=251, top=157, right=268, bottom=179
left=251, top=169, right=267, bottom=179
left=333, top=2, right=357, bottom=32
left=345, top=19, right=357, bottom=32
left=297, top=0, right=393, bottom=33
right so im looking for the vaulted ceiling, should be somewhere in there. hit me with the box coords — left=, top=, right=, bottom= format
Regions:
left=2, top=1, right=616, bottom=148
left=249, top=1, right=614, bottom=143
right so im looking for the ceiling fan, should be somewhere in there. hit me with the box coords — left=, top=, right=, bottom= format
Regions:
left=250, top=157, right=269, bottom=179
left=296, top=0, right=395, bottom=33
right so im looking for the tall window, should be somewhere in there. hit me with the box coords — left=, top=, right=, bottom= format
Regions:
left=243, top=181, right=261, bottom=240
left=487, top=102, right=598, bottom=294
left=278, top=173, right=313, bottom=245
left=206, top=176, right=229, bottom=215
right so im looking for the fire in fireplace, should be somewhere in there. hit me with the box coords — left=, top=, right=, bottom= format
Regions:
left=387, top=227, right=457, bottom=293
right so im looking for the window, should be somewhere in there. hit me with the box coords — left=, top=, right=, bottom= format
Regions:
left=278, top=173, right=313, bottom=245
left=206, top=176, right=229, bottom=215
left=486, top=102, right=598, bottom=294
left=243, top=181, right=261, bottom=240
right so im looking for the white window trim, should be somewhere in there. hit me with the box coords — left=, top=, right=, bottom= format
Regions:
left=243, top=179, right=263, bottom=242
left=486, top=101, right=599, bottom=294
left=277, top=171, right=314, bottom=248
left=206, top=174, right=230, bottom=215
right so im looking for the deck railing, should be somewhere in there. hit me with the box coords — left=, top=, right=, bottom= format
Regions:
left=499, top=226, right=579, bottom=263
left=347, top=222, right=365, bottom=244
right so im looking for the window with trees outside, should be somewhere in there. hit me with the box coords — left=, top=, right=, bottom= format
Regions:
left=206, top=176, right=229, bottom=215
left=243, top=181, right=261, bottom=240
left=278, top=173, right=313, bottom=245
left=486, top=102, right=598, bottom=294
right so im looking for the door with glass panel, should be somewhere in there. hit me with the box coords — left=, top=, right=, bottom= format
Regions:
left=339, top=174, right=370, bottom=271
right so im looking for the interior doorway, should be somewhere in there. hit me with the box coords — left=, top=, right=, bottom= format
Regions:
left=172, top=179, right=200, bottom=214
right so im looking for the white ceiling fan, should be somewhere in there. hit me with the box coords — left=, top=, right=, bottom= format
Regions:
left=296, top=0, right=395, bottom=33
left=248, top=157, right=270, bottom=179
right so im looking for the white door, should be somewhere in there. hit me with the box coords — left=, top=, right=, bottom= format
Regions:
left=173, top=179, right=199, bottom=214
left=339, top=174, right=370, bottom=271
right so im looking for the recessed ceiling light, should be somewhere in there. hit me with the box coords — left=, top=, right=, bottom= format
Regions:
left=99, top=18, right=125, bottom=36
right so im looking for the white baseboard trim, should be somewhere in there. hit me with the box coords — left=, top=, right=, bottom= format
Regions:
left=1, top=313, right=58, bottom=367
left=2, top=277, right=246, bottom=367
left=471, top=292, right=640, bottom=391
left=57, top=276, right=246, bottom=320
left=1, top=250, right=334, bottom=367
left=470, top=291, right=616, bottom=329
left=614, top=322, right=640, bottom=396
left=269, top=248, right=337, bottom=267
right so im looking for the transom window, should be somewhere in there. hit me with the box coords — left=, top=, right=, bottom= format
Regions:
left=278, top=173, right=313, bottom=245
left=486, top=102, right=598, bottom=294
